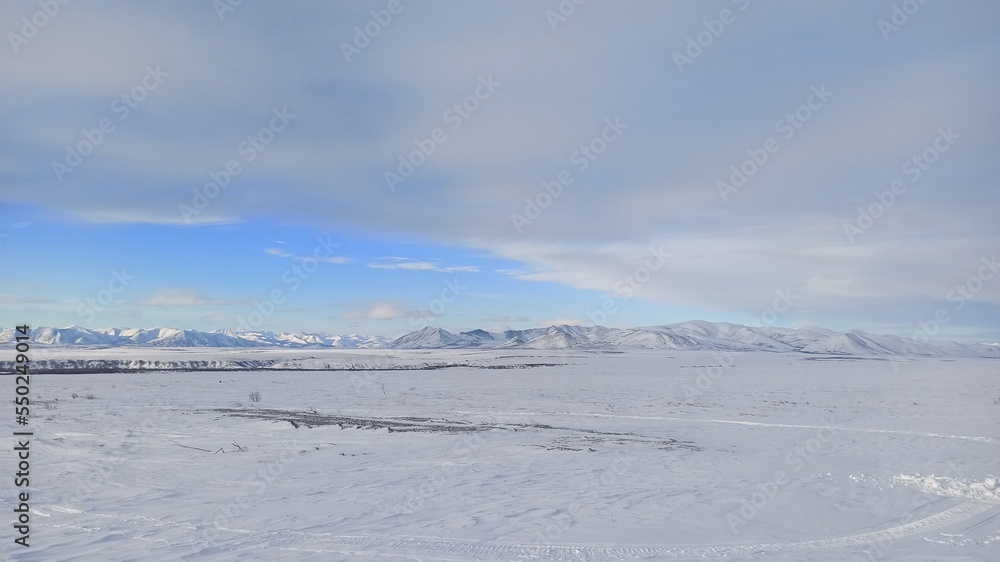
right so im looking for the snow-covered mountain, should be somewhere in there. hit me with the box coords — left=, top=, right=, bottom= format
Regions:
left=2, top=322, right=998, bottom=358
left=387, top=322, right=1000, bottom=358
left=0, top=326, right=389, bottom=349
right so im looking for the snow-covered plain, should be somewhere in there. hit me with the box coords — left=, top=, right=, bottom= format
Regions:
left=7, top=348, right=999, bottom=561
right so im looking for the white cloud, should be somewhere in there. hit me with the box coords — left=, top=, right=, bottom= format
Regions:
left=335, top=300, right=411, bottom=321
left=136, top=289, right=245, bottom=307
left=479, top=314, right=531, bottom=324
left=322, top=256, right=353, bottom=264
left=368, top=259, right=479, bottom=273
left=2, top=2, right=997, bottom=337
left=264, top=247, right=352, bottom=264
left=540, top=318, right=587, bottom=327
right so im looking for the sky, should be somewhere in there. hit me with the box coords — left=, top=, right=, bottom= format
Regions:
left=1, top=1, right=998, bottom=341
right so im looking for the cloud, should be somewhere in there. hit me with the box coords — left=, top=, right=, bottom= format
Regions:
left=478, top=314, right=531, bottom=324
left=322, top=256, right=353, bottom=264
left=264, top=247, right=292, bottom=258
left=1, top=2, right=997, bottom=337
left=112, top=309, right=144, bottom=318
left=540, top=318, right=587, bottom=327
left=368, top=258, right=479, bottom=273
left=136, top=289, right=246, bottom=307
left=0, top=294, right=64, bottom=306
left=264, top=247, right=352, bottom=264
left=334, top=300, right=411, bottom=321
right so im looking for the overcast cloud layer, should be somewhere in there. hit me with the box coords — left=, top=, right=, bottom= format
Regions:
left=1, top=1, right=998, bottom=340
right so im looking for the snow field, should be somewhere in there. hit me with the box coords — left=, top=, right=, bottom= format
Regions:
left=5, top=349, right=998, bottom=560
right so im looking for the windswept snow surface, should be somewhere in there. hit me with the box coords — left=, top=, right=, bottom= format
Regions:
left=6, top=349, right=1000, bottom=561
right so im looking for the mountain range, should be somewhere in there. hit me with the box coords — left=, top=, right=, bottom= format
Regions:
left=0, top=326, right=388, bottom=349
left=386, top=322, right=1000, bottom=358
left=2, top=322, right=999, bottom=358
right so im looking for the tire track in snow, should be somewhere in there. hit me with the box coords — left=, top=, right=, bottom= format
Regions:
left=294, top=501, right=996, bottom=559
left=35, top=500, right=997, bottom=560
left=955, top=511, right=1000, bottom=535
left=455, top=411, right=1000, bottom=444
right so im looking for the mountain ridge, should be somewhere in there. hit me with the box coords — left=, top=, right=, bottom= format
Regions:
left=0, top=326, right=388, bottom=349
left=3, top=322, right=999, bottom=358
left=385, top=322, right=1000, bottom=358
